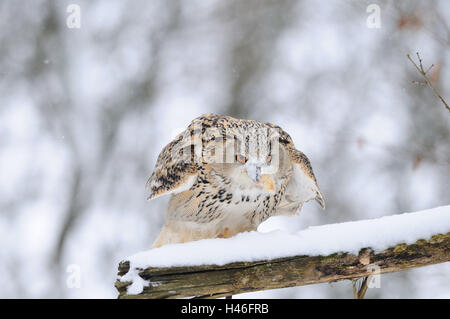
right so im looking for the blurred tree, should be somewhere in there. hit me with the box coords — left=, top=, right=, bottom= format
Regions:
left=0, top=0, right=448, bottom=298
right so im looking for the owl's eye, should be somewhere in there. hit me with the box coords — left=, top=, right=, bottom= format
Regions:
left=235, top=154, right=248, bottom=164
left=266, top=154, right=272, bottom=164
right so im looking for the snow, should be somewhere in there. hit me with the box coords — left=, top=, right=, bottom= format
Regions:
left=119, top=205, right=450, bottom=294
left=120, top=268, right=149, bottom=295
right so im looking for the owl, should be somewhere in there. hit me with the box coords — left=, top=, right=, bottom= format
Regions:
left=147, top=113, right=325, bottom=248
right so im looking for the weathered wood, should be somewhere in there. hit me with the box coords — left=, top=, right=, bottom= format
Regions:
left=116, top=232, right=450, bottom=299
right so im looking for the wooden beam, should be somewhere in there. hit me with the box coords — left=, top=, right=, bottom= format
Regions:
left=115, top=232, right=449, bottom=299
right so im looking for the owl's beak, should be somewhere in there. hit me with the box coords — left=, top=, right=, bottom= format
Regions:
left=315, top=190, right=325, bottom=210
left=246, top=165, right=261, bottom=182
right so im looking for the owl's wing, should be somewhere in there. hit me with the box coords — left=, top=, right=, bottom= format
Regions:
left=146, top=114, right=228, bottom=200
left=278, top=139, right=325, bottom=213
left=146, top=128, right=199, bottom=200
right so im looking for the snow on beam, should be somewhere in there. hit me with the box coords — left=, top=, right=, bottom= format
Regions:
left=115, top=206, right=450, bottom=299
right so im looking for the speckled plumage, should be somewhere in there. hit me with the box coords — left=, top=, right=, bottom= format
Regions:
left=147, top=114, right=324, bottom=248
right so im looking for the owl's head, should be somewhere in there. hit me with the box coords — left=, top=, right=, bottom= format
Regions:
left=207, top=126, right=290, bottom=193
left=148, top=113, right=324, bottom=209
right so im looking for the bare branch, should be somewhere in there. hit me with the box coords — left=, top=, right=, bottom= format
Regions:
left=407, top=52, right=450, bottom=113
left=352, top=276, right=371, bottom=299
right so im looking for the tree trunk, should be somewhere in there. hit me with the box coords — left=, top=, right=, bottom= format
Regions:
left=115, top=232, right=450, bottom=299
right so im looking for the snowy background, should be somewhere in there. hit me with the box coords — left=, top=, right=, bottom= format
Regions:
left=1, top=0, right=449, bottom=298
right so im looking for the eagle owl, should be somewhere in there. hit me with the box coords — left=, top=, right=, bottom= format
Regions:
left=147, top=114, right=325, bottom=248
